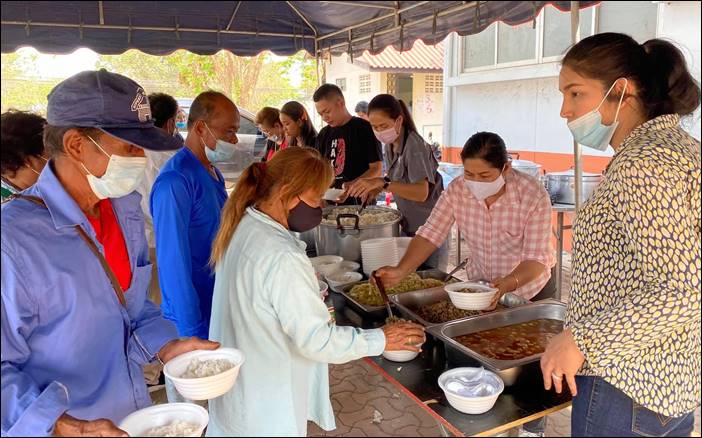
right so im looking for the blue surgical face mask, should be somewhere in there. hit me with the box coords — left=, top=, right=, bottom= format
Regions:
left=175, top=121, right=187, bottom=130
left=567, top=79, right=628, bottom=152
left=202, top=122, right=237, bottom=163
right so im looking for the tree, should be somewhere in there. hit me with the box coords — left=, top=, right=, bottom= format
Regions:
left=1, top=48, right=318, bottom=114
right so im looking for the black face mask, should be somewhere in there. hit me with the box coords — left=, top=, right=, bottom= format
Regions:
left=288, top=197, right=323, bottom=232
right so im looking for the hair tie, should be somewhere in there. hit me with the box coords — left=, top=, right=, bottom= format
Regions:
left=257, top=162, right=267, bottom=172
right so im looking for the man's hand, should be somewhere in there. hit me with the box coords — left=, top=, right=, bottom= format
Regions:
left=54, top=414, right=127, bottom=437
left=345, top=177, right=385, bottom=201
left=158, top=337, right=220, bottom=364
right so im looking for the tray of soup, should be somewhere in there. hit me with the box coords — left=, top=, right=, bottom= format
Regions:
left=426, top=300, right=566, bottom=372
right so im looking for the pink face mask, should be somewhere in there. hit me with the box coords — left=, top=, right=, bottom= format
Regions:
left=374, top=122, right=400, bottom=144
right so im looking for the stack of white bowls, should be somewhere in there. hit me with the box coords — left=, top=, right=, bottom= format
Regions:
left=361, top=238, right=399, bottom=275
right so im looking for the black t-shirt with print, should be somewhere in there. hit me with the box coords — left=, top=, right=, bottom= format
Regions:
left=315, top=117, right=382, bottom=189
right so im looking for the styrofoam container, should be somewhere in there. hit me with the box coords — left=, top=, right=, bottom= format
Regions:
left=444, top=281, right=499, bottom=310
left=438, top=368, right=504, bottom=414
left=326, top=271, right=363, bottom=290
left=119, top=403, right=208, bottom=437
left=163, top=348, right=245, bottom=401
left=382, top=349, right=419, bottom=362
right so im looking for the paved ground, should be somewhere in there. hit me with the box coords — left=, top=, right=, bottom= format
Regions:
left=153, top=226, right=701, bottom=436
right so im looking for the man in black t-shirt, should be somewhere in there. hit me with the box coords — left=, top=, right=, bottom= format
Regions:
left=313, top=84, right=382, bottom=204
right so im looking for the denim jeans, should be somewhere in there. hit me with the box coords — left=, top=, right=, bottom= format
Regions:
left=572, top=376, right=695, bottom=437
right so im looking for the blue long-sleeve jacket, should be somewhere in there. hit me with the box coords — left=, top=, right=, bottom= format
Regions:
left=1, top=164, right=178, bottom=436
left=150, top=147, right=227, bottom=339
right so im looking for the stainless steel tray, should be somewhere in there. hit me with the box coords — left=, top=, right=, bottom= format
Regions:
left=334, top=269, right=458, bottom=318
left=390, top=287, right=528, bottom=327
left=426, top=300, right=566, bottom=372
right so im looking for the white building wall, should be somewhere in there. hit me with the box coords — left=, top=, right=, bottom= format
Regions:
left=444, top=1, right=701, bottom=153
left=324, top=54, right=383, bottom=114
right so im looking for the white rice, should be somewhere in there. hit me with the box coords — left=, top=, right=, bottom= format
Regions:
left=181, top=358, right=234, bottom=379
left=145, top=420, right=199, bottom=437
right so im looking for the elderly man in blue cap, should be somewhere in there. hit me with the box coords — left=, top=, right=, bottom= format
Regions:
left=0, top=70, right=219, bottom=437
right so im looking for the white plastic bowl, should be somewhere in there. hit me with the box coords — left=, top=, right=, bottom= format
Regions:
left=444, top=281, right=499, bottom=310
left=326, top=271, right=363, bottom=290
left=119, top=403, right=208, bottom=437
left=335, top=260, right=361, bottom=273
left=382, top=349, right=420, bottom=362
left=318, top=280, right=329, bottom=299
left=309, top=256, right=344, bottom=277
left=323, top=188, right=345, bottom=201
left=438, top=368, right=504, bottom=414
left=163, top=348, right=245, bottom=401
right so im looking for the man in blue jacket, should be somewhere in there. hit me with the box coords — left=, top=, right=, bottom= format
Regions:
left=151, top=91, right=239, bottom=340
left=0, top=70, right=218, bottom=437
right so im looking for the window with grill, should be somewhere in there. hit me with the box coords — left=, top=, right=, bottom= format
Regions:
left=359, top=74, right=371, bottom=93
left=335, top=78, right=347, bottom=91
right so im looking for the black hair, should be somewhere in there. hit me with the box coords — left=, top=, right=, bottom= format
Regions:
left=187, top=90, right=234, bottom=130
left=562, top=32, right=701, bottom=120
left=148, top=92, right=179, bottom=129
left=367, top=94, right=418, bottom=134
left=460, top=132, right=509, bottom=169
left=281, top=101, right=317, bottom=147
left=1, top=110, right=47, bottom=175
left=313, top=84, right=344, bottom=102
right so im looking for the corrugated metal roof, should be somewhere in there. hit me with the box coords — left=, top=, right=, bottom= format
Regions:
left=358, top=40, right=444, bottom=72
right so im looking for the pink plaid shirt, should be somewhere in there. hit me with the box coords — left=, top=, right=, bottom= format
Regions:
left=416, top=170, right=555, bottom=299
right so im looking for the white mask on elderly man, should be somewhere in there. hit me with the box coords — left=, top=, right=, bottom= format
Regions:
left=81, top=135, right=147, bottom=199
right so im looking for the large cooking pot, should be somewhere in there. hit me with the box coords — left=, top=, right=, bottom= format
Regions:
left=315, top=206, right=402, bottom=262
left=545, top=169, right=602, bottom=205
left=510, top=159, right=542, bottom=179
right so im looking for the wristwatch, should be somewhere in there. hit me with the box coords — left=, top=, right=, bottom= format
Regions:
left=382, top=176, right=391, bottom=190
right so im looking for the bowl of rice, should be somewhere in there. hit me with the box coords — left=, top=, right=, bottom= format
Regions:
left=119, top=403, right=208, bottom=437
left=163, top=348, right=245, bottom=401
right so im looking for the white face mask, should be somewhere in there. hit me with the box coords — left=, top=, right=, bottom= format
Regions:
left=82, top=135, right=147, bottom=200
left=567, top=78, right=628, bottom=152
left=465, top=171, right=505, bottom=201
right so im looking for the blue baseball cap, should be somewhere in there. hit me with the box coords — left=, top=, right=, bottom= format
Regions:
left=47, top=69, right=183, bottom=151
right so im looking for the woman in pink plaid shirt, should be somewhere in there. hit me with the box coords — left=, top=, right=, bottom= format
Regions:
left=377, top=131, right=556, bottom=307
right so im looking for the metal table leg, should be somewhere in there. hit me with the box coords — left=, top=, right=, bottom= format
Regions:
left=555, top=212, right=564, bottom=301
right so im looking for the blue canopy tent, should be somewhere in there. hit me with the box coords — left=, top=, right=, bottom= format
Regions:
left=1, top=1, right=599, bottom=299
left=1, top=1, right=596, bottom=58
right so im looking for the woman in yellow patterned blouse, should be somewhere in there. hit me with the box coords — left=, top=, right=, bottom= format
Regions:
left=540, top=33, right=701, bottom=437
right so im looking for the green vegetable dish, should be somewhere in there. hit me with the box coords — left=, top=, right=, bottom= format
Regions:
left=348, top=273, right=444, bottom=306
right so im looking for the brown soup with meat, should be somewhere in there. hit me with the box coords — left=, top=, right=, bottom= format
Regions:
left=453, top=319, right=563, bottom=361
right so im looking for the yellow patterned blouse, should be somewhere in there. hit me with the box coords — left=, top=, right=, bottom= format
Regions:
left=566, top=114, right=701, bottom=417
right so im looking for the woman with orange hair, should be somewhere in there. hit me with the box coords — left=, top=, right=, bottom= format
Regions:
left=207, top=147, right=424, bottom=437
